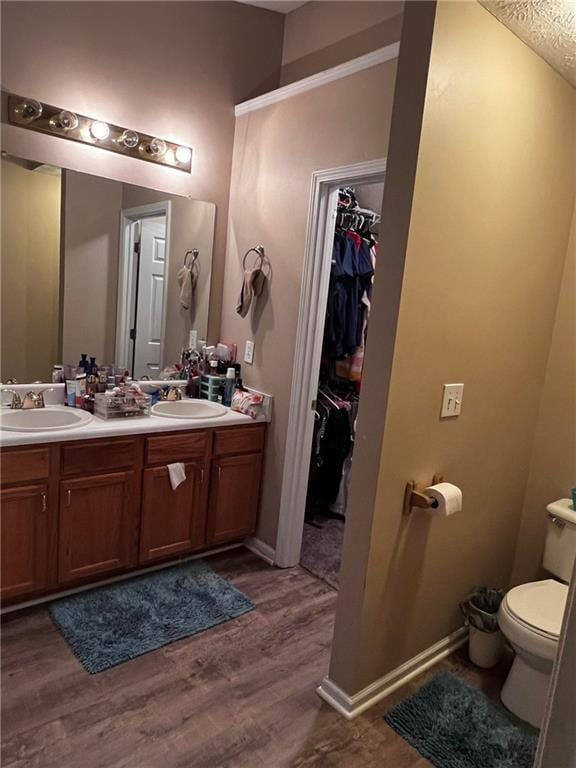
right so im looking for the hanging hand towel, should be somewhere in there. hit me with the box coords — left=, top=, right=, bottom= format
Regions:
left=177, top=264, right=194, bottom=311
left=236, top=268, right=263, bottom=318
left=167, top=462, right=186, bottom=490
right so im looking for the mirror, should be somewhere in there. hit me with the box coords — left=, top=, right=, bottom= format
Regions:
left=0, top=155, right=215, bottom=383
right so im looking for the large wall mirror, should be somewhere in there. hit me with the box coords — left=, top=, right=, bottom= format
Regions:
left=1, top=155, right=215, bottom=383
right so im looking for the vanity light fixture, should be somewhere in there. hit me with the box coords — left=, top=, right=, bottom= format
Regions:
left=89, top=120, right=110, bottom=141
left=117, top=129, right=139, bottom=149
left=49, top=109, right=79, bottom=131
left=144, top=137, right=167, bottom=157
left=13, top=97, right=43, bottom=122
left=6, top=92, right=193, bottom=173
left=175, top=145, right=192, bottom=165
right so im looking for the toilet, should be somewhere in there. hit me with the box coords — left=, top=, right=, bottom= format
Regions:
left=498, top=498, right=575, bottom=728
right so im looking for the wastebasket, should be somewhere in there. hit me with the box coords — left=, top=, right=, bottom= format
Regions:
left=460, top=587, right=505, bottom=669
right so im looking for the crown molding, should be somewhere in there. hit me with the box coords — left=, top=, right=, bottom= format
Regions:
left=235, top=42, right=400, bottom=117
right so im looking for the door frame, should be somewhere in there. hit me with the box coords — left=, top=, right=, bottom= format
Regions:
left=275, top=159, right=387, bottom=568
left=115, top=200, right=172, bottom=374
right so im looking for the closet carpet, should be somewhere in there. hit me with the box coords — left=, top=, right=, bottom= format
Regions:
left=300, top=517, right=345, bottom=589
left=2, top=549, right=510, bottom=768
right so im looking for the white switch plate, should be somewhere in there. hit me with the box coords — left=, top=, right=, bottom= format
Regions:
left=441, top=383, right=464, bottom=418
left=244, top=340, right=255, bottom=365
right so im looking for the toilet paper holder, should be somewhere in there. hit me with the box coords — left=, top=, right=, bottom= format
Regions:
left=403, top=475, right=444, bottom=516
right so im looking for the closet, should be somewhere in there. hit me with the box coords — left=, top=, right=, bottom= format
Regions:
left=299, top=184, right=383, bottom=589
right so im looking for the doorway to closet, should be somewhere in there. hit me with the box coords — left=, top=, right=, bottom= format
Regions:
left=275, top=160, right=386, bottom=578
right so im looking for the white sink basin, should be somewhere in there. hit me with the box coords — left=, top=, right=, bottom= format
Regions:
left=152, top=400, right=228, bottom=419
left=0, top=406, right=92, bottom=432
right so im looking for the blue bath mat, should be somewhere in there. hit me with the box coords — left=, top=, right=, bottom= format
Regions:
left=384, top=671, right=538, bottom=768
left=49, top=560, right=254, bottom=674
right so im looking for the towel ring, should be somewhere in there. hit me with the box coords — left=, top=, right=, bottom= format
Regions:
left=242, top=245, right=264, bottom=271
left=184, top=249, right=199, bottom=269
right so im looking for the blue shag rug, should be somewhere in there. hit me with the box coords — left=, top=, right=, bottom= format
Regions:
left=384, top=671, right=538, bottom=768
left=49, top=560, right=254, bottom=674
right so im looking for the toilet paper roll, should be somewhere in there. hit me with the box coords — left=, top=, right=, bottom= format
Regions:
left=425, top=482, right=462, bottom=517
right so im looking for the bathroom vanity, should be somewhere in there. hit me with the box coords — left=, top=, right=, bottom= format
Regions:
left=0, top=416, right=266, bottom=606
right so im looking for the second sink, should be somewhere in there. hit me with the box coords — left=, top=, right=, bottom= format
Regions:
left=152, top=400, right=228, bottom=419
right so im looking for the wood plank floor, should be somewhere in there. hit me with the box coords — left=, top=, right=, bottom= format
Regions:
left=1, top=549, right=509, bottom=768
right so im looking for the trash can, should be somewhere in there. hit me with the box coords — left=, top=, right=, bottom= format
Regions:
left=460, top=587, right=505, bottom=669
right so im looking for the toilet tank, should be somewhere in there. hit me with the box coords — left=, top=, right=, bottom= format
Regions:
left=543, top=499, right=576, bottom=582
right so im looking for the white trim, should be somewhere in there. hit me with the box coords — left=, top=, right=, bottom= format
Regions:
left=115, top=200, right=172, bottom=376
left=235, top=43, right=400, bottom=117
left=1, top=543, right=242, bottom=615
left=317, top=627, right=468, bottom=719
left=275, top=159, right=386, bottom=568
left=244, top=536, right=276, bottom=566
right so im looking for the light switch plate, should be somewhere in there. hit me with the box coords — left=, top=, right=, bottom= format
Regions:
left=441, top=383, right=464, bottom=418
left=188, top=330, right=198, bottom=351
left=244, top=340, right=255, bottom=365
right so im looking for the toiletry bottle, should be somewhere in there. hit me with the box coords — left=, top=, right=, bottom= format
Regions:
left=78, top=354, right=89, bottom=371
left=52, top=365, right=64, bottom=383
left=222, top=368, right=236, bottom=407
left=89, top=357, right=97, bottom=374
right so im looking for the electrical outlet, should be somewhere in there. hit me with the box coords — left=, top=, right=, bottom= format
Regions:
left=188, top=330, right=198, bottom=350
left=244, top=340, right=255, bottom=365
left=441, top=383, right=464, bottom=418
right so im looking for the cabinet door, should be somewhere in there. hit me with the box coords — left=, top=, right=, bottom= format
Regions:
left=207, top=453, right=263, bottom=545
left=139, top=461, right=207, bottom=563
left=1, top=484, right=49, bottom=601
left=59, top=471, right=138, bottom=584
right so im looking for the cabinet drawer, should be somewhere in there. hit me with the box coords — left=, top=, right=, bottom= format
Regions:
left=146, top=431, right=209, bottom=465
left=62, top=439, right=139, bottom=476
left=1, top=448, right=50, bottom=485
left=214, top=426, right=265, bottom=456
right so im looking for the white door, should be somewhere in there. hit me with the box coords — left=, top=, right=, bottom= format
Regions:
left=133, top=216, right=166, bottom=378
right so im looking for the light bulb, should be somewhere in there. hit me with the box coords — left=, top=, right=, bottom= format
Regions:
left=147, top=138, right=167, bottom=157
left=118, top=129, right=139, bottom=148
left=15, top=98, right=43, bottom=122
left=175, top=146, right=191, bottom=165
left=50, top=110, right=79, bottom=131
left=90, top=121, right=110, bottom=141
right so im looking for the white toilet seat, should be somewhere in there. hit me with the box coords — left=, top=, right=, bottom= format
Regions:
left=498, top=579, right=567, bottom=662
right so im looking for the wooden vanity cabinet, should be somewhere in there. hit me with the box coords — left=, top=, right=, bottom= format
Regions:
left=207, top=426, right=265, bottom=545
left=1, top=483, right=50, bottom=600
left=0, top=446, right=54, bottom=601
left=58, top=471, right=140, bottom=584
left=139, top=461, right=206, bottom=563
left=0, top=422, right=266, bottom=606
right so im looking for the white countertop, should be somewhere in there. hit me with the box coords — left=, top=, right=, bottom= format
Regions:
left=0, top=406, right=260, bottom=448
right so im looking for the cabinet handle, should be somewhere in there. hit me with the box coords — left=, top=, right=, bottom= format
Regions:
left=200, top=468, right=205, bottom=485
left=66, top=489, right=71, bottom=507
left=41, top=493, right=47, bottom=513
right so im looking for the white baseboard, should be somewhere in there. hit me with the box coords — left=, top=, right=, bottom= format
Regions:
left=244, top=536, right=276, bottom=566
left=317, top=626, right=468, bottom=719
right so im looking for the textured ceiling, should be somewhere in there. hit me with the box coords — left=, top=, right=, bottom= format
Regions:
left=480, top=0, right=576, bottom=87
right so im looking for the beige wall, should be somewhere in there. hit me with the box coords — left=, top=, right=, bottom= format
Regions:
left=121, top=185, right=216, bottom=367
left=61, top=172, right=122, bottom=364
left=512, top=201, right=576, bottom=586
left=1, top=160, right=61, bottom=382
left=61, top=171, right=215, bottom=369
left=220, top=60, right=398, bottom=546
left=281, top=1, right=403, bottom=85
left=330, top=0, right=576, bottom=694
left=1, top=1, right=284, bottom=341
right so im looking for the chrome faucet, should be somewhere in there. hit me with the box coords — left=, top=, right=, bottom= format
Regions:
left=166, top=386, right=183, bottom=401
left=1, top=389, right=22, bottom=409
left=22, top=391, right=45, bottom=409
